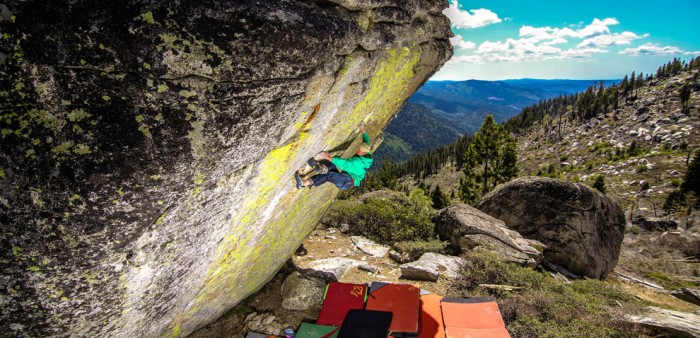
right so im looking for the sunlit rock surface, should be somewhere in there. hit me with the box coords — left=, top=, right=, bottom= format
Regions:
left=0, top=0, right=452, bottom=336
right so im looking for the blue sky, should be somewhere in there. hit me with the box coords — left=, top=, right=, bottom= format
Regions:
left=432, top=0, right=700, bottom=80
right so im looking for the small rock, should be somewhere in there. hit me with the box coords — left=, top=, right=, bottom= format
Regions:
left=389, top=250, right=411, bottom=264
left=400, top=253, right=467, bottom=282
left=339, top=223, right=350, bottom=233
left=294, top=245, right=307, bottom=256
left=327, top=228, right=337, bottom=234
left=359, top=264, right=380, bottom=274
left=261, top=315, right=275, bottom=325
left=351, top=236, right=390, bottom=257
left=671, top=288, right=700, bottom=306
left=281, top=271, right=326, bottom=311
left=303, top=258, right=365, bottom=280
left=324, top=236, right=336, bottom=240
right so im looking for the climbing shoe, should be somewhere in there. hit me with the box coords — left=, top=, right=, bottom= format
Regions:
left=308, top=158, right=321, bottom=172
left=294, top=172, right=303, bottom=189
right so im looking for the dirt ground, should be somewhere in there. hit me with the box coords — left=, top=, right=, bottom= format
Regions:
left=189, top=224, right=699, bottom=338
left=189, top=225, right=453, bottom=338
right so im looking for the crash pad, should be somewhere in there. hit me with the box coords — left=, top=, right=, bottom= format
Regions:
left=441, top=297, right=510, bottom=338
left=418, top=293, right=445, bottom=338
left=297, top=323, right=340, bottom=338
left=316, top=282, right=367, bottom=326
left=365, top=282, right=420, bottom=335
left=337, top=309, right=393, bottom=338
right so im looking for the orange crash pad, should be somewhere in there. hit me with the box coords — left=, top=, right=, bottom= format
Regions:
left=418, top=293, right=445, bottom=338
left=441, top=297, right=510, bottom=338
left=365, top=282, right=420, bottom=335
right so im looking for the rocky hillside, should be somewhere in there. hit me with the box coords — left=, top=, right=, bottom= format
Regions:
left=517, top=70, right=699, bottom=223
left=0, top=1, right=452, bottom=337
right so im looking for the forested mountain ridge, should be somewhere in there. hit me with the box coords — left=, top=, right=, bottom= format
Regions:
left=373, top=103, right=462, bottom=165
left=380, top=78, right=619, bottom=162
left=364, top=57, right=700, bottom=221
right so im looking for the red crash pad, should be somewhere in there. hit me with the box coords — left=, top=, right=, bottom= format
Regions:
left=316, top=282, right=368, bottom=326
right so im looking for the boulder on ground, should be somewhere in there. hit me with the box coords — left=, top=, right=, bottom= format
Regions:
left=477, top=177, right=626, bottom=279
left=672, top=288, right=700, bottom=307
left=351, top=236, right=390, bottom=257
left=433, top=204, right=543, bottom=266
left=625, top=307, right=700, bottom=338
left=399, top=253, right=466, bottom=282
left=302, top=258, right=365, bottom=280
left=389, top=250, right=411, bottom=264
left=281, top=271, right=326, bottom=311
left=632, top=215, right=678, bottom=231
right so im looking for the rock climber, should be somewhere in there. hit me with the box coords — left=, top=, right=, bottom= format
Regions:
left=295, top=122, right=373, bottom=190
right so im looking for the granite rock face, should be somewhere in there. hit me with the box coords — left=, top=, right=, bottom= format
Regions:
left=477, top=177, right=626, bottom=279
left=0, top=0, right=452, bottom=336
left=434, top=204, right=543, bottom=266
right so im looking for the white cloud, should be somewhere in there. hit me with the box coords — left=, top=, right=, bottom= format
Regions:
left=577, top=18, right=618, bottom=37
left=443, top=0, right=502, bottom=29
left=577, top=32, right=647, bottom=48
left=446, top=15, right=690, bottom=67
left=619, top=43, right=682, bottom=55
left=447, top=54, right=484, bottom=64
left=542, top=37, right=568, bottom=46
left=450, top=35, right=477, bottom=50
left=685, top=51, right=700, bottom=56
left=519, top=18, right=620, bottom=42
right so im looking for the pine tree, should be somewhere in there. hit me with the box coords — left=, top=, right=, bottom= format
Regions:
left=680, top=83, right=691, bottom=108
left=593, top=175, right=606, bottom=194
left=681, top=150, right=700, bottom=207
left=431, top=184, right=449, bottom=209
left=459, top=142, right=480, bottom=204
left=459, top=115, right=518, bottom=204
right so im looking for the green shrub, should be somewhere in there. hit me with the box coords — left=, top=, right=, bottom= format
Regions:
left=635, top=164, right=648, bottom=173
left=393, top=239, right=448, bottom=261
left=671, top=178, right=681, bottom=188
left=322, top=196, right=434, bottom=244
left=452, top=251, right=646, bottom=338
left=640, top=181, right=650, bottom=191
left=560, top=154, right=569, bottom=162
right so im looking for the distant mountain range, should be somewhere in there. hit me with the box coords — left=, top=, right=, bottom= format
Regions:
left=376, top=79, right=619, bottom=163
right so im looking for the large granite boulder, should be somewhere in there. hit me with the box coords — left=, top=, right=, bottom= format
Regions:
left=477, top=177, right=626, bottom=279
left=631, top=215, right=678, bottom=231
left=434, top=204, right=543, bottom=266
left=0, top=1, right=452, bottom=337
